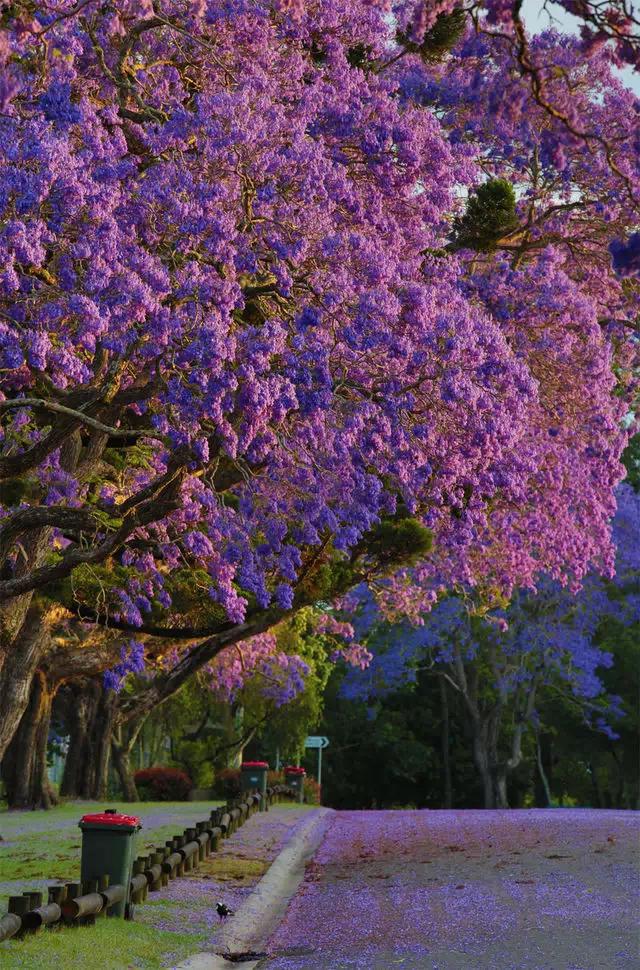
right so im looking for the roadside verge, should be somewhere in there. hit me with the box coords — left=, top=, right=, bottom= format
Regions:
left=175, top=807, right=333, bottom=970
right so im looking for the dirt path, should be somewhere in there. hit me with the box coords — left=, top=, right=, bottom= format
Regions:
left=261, top=809, right=639, bottom=970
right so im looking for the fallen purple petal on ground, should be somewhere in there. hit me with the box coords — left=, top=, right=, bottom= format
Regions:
left=265, top=809, right=639, bottom=970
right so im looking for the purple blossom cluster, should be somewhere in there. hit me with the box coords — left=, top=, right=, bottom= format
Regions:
left=0, top=1, right=636, bottom=657
left=103, top=639, right=146, bottom=692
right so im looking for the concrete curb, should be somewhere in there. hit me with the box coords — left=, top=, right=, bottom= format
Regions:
left=174, top=807, right=333, bottom=970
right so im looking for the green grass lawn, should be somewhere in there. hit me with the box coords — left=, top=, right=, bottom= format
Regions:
left=0, top=799, right=224, bottom=887
left=0, top=919, right=207, bottom=970
left=0, top=799, right=224, bottom=969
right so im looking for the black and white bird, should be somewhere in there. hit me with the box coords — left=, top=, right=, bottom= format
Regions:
left=216, top=902, right=233, bottom=920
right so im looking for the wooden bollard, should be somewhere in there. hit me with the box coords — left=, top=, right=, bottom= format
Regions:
left=189, top=829, right=200, bottom=869
left=180, top=835, right=190, bottom=873
left=136, top=858, right=149, bottom=900
left=0, top=912, right=23, bottom=942
left=8, top=895, right=30, bottom=917
left=165, top=840, right=175, bottom=879
left=195, top=822, right=208, bottom=860
left=184, top=830, right=195, bottom=872
left=65, top=883, right=81, bottom=906
left=131, top=861, right=146, bottom=903
left=173, top=838, right=185, bottom=877
left=21, top=891, right=43, bottom=933
left=22, top=891, right=43, bottom=912
left=22, top=901, right=62, bottom=931
left=180, top=840, right=199, bottom=869
left=157, top=846, right=169, bottom=886
left=96, top=874, right=109, bottom=918
left=145, top=853, right=163, bottom=891
left=82, top=879, right=99, bottom=925
left=196, top=831, right=209, bottom=861
left=161, top=851, right=182, bottom=876
left=99, top=882, right=125, bottom=912
left=1, top=896, right=28, bottom=941
left=48, top=885, right=67, bottom=906
left=130, top=872, right=147, bottom=903
left=61, top=890, right=104, bottom=922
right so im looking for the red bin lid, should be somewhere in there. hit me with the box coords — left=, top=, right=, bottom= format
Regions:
left=284, top=766, right=306, bottom=775
left=241, top=760, right=269, bottom=769
left=80, top=811, right=140, bottom=828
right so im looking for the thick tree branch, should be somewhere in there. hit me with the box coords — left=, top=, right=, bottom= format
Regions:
left=116, top=609, right=285, bottom=724
left=0, top=399, right=169, bottom=444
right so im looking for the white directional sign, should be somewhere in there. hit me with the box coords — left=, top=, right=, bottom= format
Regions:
left=304, top=737, right=329, bottom=790
left=305, top=736, right=329, bottom=749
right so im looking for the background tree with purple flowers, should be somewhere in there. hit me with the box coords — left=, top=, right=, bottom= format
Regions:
left=330, top=475, right=640, bottom=808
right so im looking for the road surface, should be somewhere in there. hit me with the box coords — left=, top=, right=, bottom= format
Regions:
left=259, top=809, right=639, bottom=970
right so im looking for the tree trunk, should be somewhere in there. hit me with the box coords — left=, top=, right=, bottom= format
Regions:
left=439, top=676, right=452, bottom=809
left=59, top=681, right=96, bottom=797
left=0, top=606, right=51, bottom=761
left=59, top=679, right=115, bottom=799
left=472, top=727, right=495, bottom=809
left=87, top=686, right=115, bottom=799
left=112, top=741, right=138, bottom=802
left=534, top=729, right=553, bottom=807
left=1, top=671, right=58, bottom=809
left=491, top=766, right=509, bottom=809
left=0, top=434, right=85, bottom=758
left=111, top=717, right=147, bottom=802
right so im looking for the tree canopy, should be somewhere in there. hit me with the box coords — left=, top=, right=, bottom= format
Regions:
left=0, top=2, right=637, bottom=787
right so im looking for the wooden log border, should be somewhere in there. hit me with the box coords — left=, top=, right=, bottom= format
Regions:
left=0, top=785, right=295, bottom=940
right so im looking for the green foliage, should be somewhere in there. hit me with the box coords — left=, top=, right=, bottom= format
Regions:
left=165, top=568, right=227, bottom=622
left=134, top=608, right=338, bottom=783
left=102, top=444, right=156, bottom=472
left=363, top=517, right=433, bottom=573
left=452, top=178, right=520, bottom=252
left=297, top=557, right=356, bottom=603
left=244, top=609, right=336, bottom=761
left=316, top=666, right=479, bottom=809
left=346, top=43, right=373, bottom=69
left=143, top=679, right=223, bottom=786
left=398, top=9, right=467, bottom=64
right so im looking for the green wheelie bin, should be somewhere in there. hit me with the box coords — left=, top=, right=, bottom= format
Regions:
left=79, top=810, right=141, bottom=918
left=240, top=760, right=269, bottom=811
left=284, top=766, right=306, bottom=803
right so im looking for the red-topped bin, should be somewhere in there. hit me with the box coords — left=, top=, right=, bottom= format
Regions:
left=79, top=809, right=141, bottom=918
left=284, top=765, right=306, bottom=803
left=240, top=760, right=269, bottom=811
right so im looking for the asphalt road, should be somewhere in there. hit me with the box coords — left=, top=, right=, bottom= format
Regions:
left=258, top=809, right=640, bottom=970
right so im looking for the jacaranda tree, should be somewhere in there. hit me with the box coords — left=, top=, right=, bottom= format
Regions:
left=0, top=1, right=637, bottom=805
left=340, top=482, right=640, bottom=807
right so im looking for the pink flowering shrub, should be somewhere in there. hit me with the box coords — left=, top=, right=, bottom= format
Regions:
left=303, top=777, right=322, bottom=804
left=134, top=766, right=192, bottom=801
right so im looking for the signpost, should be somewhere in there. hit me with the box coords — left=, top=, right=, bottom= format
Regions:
left=304, top=736, right=329, bottom=787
